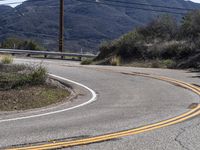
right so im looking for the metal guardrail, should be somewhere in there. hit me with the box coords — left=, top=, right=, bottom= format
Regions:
left=0, top=49, right=97, bottom=59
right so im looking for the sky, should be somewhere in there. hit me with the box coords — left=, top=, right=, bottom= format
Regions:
left=190, top=0, right=200, bottom=3
left=0, top=0, right=200, bottom=7
left=0, top=0, right=26, bottom=7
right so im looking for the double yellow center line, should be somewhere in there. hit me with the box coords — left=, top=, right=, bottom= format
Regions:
left=8, top=72, right=200, bottom=150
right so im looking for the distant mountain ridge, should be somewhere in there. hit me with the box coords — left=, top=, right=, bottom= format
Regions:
left=0, top=0, right=200, bottom=53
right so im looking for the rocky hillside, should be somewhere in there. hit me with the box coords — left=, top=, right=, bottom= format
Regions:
left=0, top=0, right=200, bottom=53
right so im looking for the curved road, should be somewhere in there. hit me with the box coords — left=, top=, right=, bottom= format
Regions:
left=0, top=58, right=200, bottom=150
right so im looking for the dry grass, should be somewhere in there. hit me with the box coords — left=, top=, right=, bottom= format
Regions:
left=0, top=55, right=13, bottom=64
left=0, top=64, right=47, bottom=90
left=110, top=56, right=121, bottom=66
left=0, top=84, right=70, bottom=111
left=0, top=63, right=71, bottom=111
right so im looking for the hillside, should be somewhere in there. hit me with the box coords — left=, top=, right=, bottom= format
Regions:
left=94, top=11, right=200, bottom=69
left=0, top=0, right=200, bottom=53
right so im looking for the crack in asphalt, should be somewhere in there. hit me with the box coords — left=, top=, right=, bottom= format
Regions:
left=174, top=120, right=200, bottom=150
left=175, top=128, right=190, bottom=150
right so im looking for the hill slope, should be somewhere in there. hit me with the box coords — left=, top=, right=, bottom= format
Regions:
left=94, top=11, right=200, bottom=69
left=0, top=0, right=200, bottom=53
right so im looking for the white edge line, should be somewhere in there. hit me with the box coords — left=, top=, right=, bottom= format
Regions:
left=0, top=74, right=97, bottom=123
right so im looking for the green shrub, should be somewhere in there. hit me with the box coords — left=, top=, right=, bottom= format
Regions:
left=159, top=42, right=180, bottom=59
left=1, top=37, right=46, bottom=50
left=145, top=41, right=196, bottom=61
left=149, top=59, right=176, bottom=69
left=0, top=64, right=47, bottom=90
left=181, top=10, right=200, bottom=39
left=1, top=38, right=21, bottom=49
left=81, top=58, right=93, bottom=65
left=29, top=66, right=47, bottom=85
left=117, top=43, right=145, bottom=59
left=0, top=64, right=27, bottom=72
left=163, top=59, right=176, bottom=68
left=159, top=41, right=196, bottom=60
left=120, top=30, right=144, bottom=43
left=95, top=41, right=118, bottom=61
left=151, top=60, right=161, bottom=68
left=0, top=55, right=13, bottom=64
left=95, top=11, right=200, bottom=69
left=110, top=56, right=121, bottom=66
left=137, top=15, right=178, bottom=41
left=96, top=31, right=145, bottom=61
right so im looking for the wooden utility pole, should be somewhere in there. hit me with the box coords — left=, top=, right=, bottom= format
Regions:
left=59, top=0, right=64, bottom=53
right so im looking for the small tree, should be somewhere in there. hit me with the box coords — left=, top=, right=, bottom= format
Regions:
left=1, top=38, right=22, bottom=49
left=19, top=40, right=38, bottom=50
left=181, top=10, right=200, bottom=39
left=1, top=37, right=46, bottom=50
left=137, top=15, right=178, bottom=41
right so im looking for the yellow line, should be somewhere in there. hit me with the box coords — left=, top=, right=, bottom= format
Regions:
left=36, top=109, right=200, bottom=150
left=7, top=73, right=200, bottom=150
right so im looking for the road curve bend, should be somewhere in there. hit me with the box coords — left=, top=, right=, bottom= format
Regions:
left=0, top=58, right=199, bottom=150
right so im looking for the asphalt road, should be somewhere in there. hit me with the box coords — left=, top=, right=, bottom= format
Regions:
left=0, top=58, right=200, bottom=150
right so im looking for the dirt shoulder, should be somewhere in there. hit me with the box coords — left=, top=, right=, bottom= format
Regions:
left=0, top=62, right=71, bottom=112
left=0, top=83, right=70, bottom=111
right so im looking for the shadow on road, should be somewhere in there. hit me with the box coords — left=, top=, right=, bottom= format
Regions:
left=187, top=69, right=200, bottom=79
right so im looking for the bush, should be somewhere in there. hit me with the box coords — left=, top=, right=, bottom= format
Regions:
left=117, top=42, right=146, bottom=60
left=116, top=31, right=146, bottom=59
left=181, top=10, right=200, bottom=39
left=178, top=53, right=200, bottom=69
left=96, top=31, right=145, bottom=61
left=29, top=66, right=47, bottom=85
left=159, top=41, right=196, bottom=60
left=110, top=56, right=121, bottom=66
left=137, top=15, right=178, bottom=41
left=148, top=59, right=176, bottom=68
left=1, top=38, right=21, bottom=49
left=81, top=58, right=93, bottom=65
left=0, top=64, right=47, bottom=90
left=95, top=11, right=200, bottom=69
left=1, top=37, right=46, bottom=50
left=151, top=60, right=161, bottom=68
left=163, top=59, right=176, bottom=68
left=96, top=16, right=178, bottom=63
left=95, top=41, right=118, bottom=61
left=0, top=55, right=13, bottom=64
left=159, top=42, right=181, bottom=59
left=146, top=41, right=196, bottom=60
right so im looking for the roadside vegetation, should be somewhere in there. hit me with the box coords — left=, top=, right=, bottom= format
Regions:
left=94, top=10, right=200, bottom=69
left=0, top=57, right=70, bottom=111
left=81, top=58, right=94, bottom=65
left=0, top=37, right=46, bottom=50
left=0, top=55, right=13, bottom=64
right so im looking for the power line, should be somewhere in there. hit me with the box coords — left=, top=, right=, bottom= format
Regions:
left=0, top=27, right=58, bottom=38
left=76, top=0, right=187, bottom=15
left=0, top=27, right=88, bottom=41
left=0, top=0, right=197, bottom=13
left=0, top=0, right=195, bottom=36
left=0, top=0, right=189, bottom=43
left=99, top=0, right=194, bottom=11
